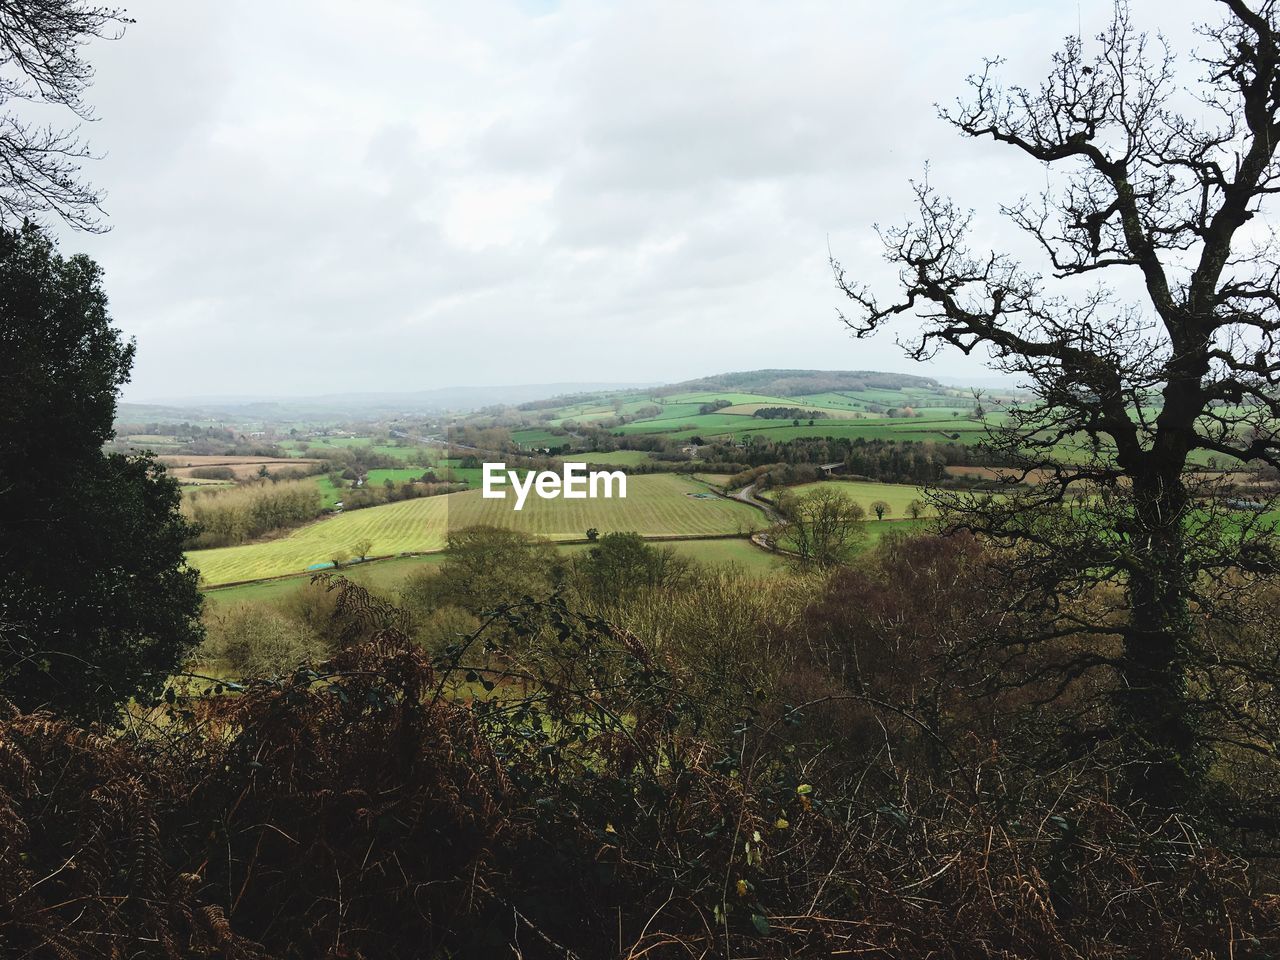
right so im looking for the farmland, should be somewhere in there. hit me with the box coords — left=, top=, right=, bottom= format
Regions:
left=160, top=454, right=322, bottom=481
left=280, top=437, right=427, bottom=461
left=555, top=450, right=657, bottom=466
left=505, top=375, right=1001, bottom=449
left=170, top=372, right=1021, bottom=587
left=761, top=479, right=934, bottom=517
left=187, top=473, right=761, bottom=585
left=201, top=535, right=785, bottom=611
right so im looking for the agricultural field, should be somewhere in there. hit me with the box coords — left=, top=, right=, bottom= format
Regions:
left=314, top=474, right=344, bottom=508
left=366, top=467, right=432, bottom=485
left=613, top=413, right=757, bottom=435
left=510, top=382, right=997, bottom=449
left=124, top=433, right=187, bottom=445
left=510, top=428, right=568, bottom=449
left=509, top=388, right=996, bottom=446
left=172, top=374, right=1023, bottom=589
left=761, top=479, right=933, bottom=517
left=555, top=450, right=656, bottom=466
left=187, top=473, right=762, bottom=585
left=160, top=455, right=321, bottom=480
left=282, top=437, right=426, bottom=461
left=202, top=536, right=787, bottom=612
left=202, top=554, right=448, bottom=611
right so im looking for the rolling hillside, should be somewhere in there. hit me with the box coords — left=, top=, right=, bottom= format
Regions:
left=188, top=473, right=761, bottom=585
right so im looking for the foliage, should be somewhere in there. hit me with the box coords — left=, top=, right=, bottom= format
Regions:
left=0, top=224, right=202, bottom=721
left=183, top=478, right=324, bottom=549
left=775, top=486, right=867, bottom=567
left=834, top=0, right=1280, bottom=803
left=407, top=525, right=564, bottom=618
left=567, top=531, right=693, bottom=604
left=1, top=573, right=1278, bottom=957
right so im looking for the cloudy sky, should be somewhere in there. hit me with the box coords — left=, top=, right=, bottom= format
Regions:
left=50, top=0, right=1205, bottom=400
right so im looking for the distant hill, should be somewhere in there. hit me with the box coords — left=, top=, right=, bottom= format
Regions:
left=119, top=382, right=654, bottom=422
left=117, top=371, right=998, bottom=427
left=658, top=369, right=943, bottom=398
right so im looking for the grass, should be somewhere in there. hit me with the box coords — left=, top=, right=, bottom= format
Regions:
left=202, top=554, right=449, bottom=611
left=314, top=475, right=344, bottom=508
left=187, top=474, right=762, bottom=585
left=202, top=536, right=787, bottom=611
left=556, top=450, right=656, bottom=466
left=659, top=417, right=991, bottom=444
left=762, top=479, right=933, bottom=518
left=285, top=437, right=427, bottom=461
left=366, top=467, right=431, bottom=485
left=511, top=429, right=568, bottom=449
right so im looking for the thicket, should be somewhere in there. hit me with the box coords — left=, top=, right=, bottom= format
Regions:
left=187, top=465, right=236, bottom=480
left=5, top=535, right=1279, bottom=957
left=183, top=478, right=323, bottom=549
left=750, top=406, right=830, bottom=420
left=337, top=478, right=467, bottom=511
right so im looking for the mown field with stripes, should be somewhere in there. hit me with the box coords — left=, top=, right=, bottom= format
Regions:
left=187, top=474, right=761, bottom=585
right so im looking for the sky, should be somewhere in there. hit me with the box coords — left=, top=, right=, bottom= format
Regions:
left=44, top=0, right=1208, bottom=401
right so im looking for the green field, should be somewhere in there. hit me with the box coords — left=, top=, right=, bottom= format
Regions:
left=510, top=428, right=568, bottom=449
left=188, top=474, right=762, bottom=585
left=366, top=467, right=431, bottom=484
left=202, top=553, right=449, bottom=610
left=283, top=437, right=427, bottom=461
left=660, top=417, right=990, bottom=443
left=762, top=479, right=933, bottom=517
left=556, top=450, right=656, bottom=466
left=315, top=475, right=344, bottom=508
left=513, top=385, right=992, bottom=449
left=202, top=536, right=786, bottom=610
left=694, top=473, right=735, bottom=487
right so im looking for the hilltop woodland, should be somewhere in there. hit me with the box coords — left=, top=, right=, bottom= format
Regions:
left=8, top=2, right=1280, bottom=958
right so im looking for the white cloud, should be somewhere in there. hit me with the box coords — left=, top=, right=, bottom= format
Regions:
left=41, top=0, right=1215, bottom=398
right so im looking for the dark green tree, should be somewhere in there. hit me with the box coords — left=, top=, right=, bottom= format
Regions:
left=570, top=531, right=691, bottom=603
left=427, top=526, right=562, bottom=616
left=0, top=224, right=203, bottom=721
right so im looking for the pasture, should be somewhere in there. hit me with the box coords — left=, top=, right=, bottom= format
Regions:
left=202, top=536, right=786, bottom=611
left=202, top=554, right=448, bottom=610
left=762, top=479, right=933, bottom=517
left=282, top=437, right=426, bottom=461
left=187, top=473, right=762, bottom=585
left=510, top=428, right=567, bottom=449
left=556, top=450, right=656, bottom=466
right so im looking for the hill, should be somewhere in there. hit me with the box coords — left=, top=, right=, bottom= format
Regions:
left=657, top=369, right=944, bottom=398
left=119, top=381, right=654, bottom=422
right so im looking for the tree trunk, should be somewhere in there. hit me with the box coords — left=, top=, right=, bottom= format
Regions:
left=1118, top=472, right=1201, bottom=805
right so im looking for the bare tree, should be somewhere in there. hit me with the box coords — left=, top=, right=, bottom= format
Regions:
left=0, top=2, right=129, bottom=230
left=834, top=1, right=1280, bottom=802
left=777, top=487, right=866, bottom=568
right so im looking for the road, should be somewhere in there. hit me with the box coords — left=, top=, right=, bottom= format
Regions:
left=730, top=481, right=781, bottom=523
